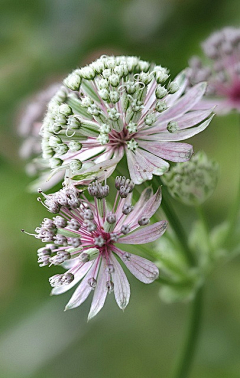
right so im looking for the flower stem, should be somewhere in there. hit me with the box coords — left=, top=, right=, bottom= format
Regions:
left=172, top=286, right=204, bottom=378
left=152, top=177, right=196, bottom=266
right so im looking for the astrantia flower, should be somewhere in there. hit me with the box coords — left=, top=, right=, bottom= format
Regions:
left=41, top=55, right=213, bottom=185
left=187, top=27, right=240, bottom=114
left=31, top=177, right=167, bottom=319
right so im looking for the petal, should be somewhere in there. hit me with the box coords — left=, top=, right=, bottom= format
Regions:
left=111, top=255, right=130, bottom=310
left=88, top=258, right=108, bottom=320
left=138, top=115, right=213, bottom=142
left=113, top=247, right=159, bottom=284
left=142, top=108, right=213, bottom=133
left=119, top=221, right=168, bottom=244
left=51, top=261, right=93, bottom=295
left=157, top=82, right=207, bottom=124
left=126, top=148, right=169, bottom=185
left=139, top=141, right=193, bottom=163
left=126, top=187, right=162, bottom=227
left=65, top=259, right=99, bottom=310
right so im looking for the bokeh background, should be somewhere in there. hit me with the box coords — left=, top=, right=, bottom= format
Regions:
left=1, top=0, right=240, bottom=377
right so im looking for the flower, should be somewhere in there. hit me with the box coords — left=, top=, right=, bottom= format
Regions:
left=187, top=27, right=240, bottom=114
left=18, top=83, right=67, bottom=191
left=32, top=177, right=167, bottom=319
left=41, top=55, right=213, bottom=185
left=161, top=151, right=219, bottom=206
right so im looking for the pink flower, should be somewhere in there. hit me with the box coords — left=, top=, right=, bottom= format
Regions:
left=187, top=27, right=240, bottom=114
left=34, top=177, right=167, bottom=319
left=41, top=56, right=213, bottom=185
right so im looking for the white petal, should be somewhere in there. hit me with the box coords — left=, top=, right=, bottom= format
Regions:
left=119, top=221, right=168, bottom=244
left=111, top=256, right=130, bottom=310
left=88, top=259, right=108, bottom=320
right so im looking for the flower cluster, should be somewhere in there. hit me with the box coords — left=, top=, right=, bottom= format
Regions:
left=187, top=27, right=240, bottom=113
left=41, top=55, right=213, bottom=186
left=32, top=177, right=167, bottom=319
left=161, top=151, right=219, bottom=206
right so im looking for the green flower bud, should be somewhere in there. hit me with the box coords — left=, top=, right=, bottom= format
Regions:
left=49, top=158, right=63, bottom=168
left=55, top=143, right=69, bottom=156
left=168, top=81, right=179, bottom=94
left=155, top=100, right=168, bottom=113
left=109, top=91, right=120, bottom=103
left=64, top=73, right=81, bottom=91
left=162, top=151, right=219, bottom=206
left=145, top=113, right=156, bottom=126
left=97, top=133, right=109, bottom=145
left=59, top=104, right=72, bottom=116
left=155, top=85, right=168, bottom=99
left=167, top=121, right=179, bottom=133
left=109, top=74, right=120, bottom=87
left=68, top=141, right=82, bottom=152
left=70, top=159, right=82, bottom=173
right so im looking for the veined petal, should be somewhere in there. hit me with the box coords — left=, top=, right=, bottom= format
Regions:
left=119, top=221, right=167, bottom=244
left=88, top=258, right=108, bottom=320
left=121, top=187, right=153, bottom=227
left=65, top=259, right=99, bottom=310
left=126, top=149, right=169, bottom=185
left=142, top=108, right=213, bottom=133
left=139, top=141, right=193, bottom=162
left=113, top=247, right=159, bottom=284
left=157, top=82, right=207, bottom=124
left=111, top=255, right=130, bottom=310
left=138, top=115, right=213, bottom=142
left=51, top=261, right=94, bottom=296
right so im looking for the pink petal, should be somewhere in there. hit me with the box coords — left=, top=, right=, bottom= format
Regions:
left=126, top=149, right=169, bottom=185
left=121, top=187, right=153, bottom=227
left=119, top=220, right=168, bottom=244
left=157, top=82, right=207, bottom=124
left=88, top=258, right=108, bottom=320
left=139, top=141, right=193, bottom=162
left=111, top=255, right=130, bottom=310
left=65, top=259, right=99, bottom=310
left=143, top=108, right=213, bottom=133
left=126, top=187, right=162, bottom=228
left=138, top=115, right=213, bottom=142
left=113, top=247, right=159, bottom=284
left=51, top=261, right=93, bottom=295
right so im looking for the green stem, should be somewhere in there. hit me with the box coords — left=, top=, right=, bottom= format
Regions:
left=172, top=287, right=204, bottom=378
left=152, top=177, right=195, bottom=266
left=195, top=205, right=214, bottom=262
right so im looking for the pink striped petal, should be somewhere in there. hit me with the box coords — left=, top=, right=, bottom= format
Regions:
left=51, top=261, right=93, bottom=296
left=157, top=82, right=207, bottom=124
left=111, top=255, right=130, bottom=310
left=126, top=149, right=169, bottom=184
left=65, top=259, right=99, bottom=310
left=113, top=247, right=159, bottom=283
left=138, top=115, right=213, bottom=142
left=119, top=221, right=168, bottom=244
left=139, top=141, right=193, bottom=162
left=88, top=259, right=108, bottom=320
left=122, top=187, right=153, bottom=226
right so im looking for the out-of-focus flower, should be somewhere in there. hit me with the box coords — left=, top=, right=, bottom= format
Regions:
left=30, top=177, right=167, bottom=319
left=161, top=151, right=219, bottom=206
left=187, top=27, right=240, bottom=114
left=18, top=83, right=67, bottom=190
left=41, top=55, right=213, bottom=185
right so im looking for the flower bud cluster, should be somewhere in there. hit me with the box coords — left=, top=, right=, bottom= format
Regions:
left=41, top=55, right=178, bottom=178
left=162, top=151, right=219, bottom=206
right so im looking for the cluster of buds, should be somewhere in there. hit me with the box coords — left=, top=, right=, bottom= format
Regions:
left=161, top=151, right=219, bottom=206
left=40, top=55, right=212, bottom=185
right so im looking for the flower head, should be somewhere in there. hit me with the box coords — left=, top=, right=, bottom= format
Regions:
left=187, top=27, right=240, bottom=114
left=41, top=55, right=213, bottom=185
left=31, top=177, right=167, bottom=319
left=161, top=151, right=219, bottom=206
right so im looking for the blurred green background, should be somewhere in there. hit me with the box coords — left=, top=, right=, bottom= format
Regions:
left=1, top=0, right=240, bottom=377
